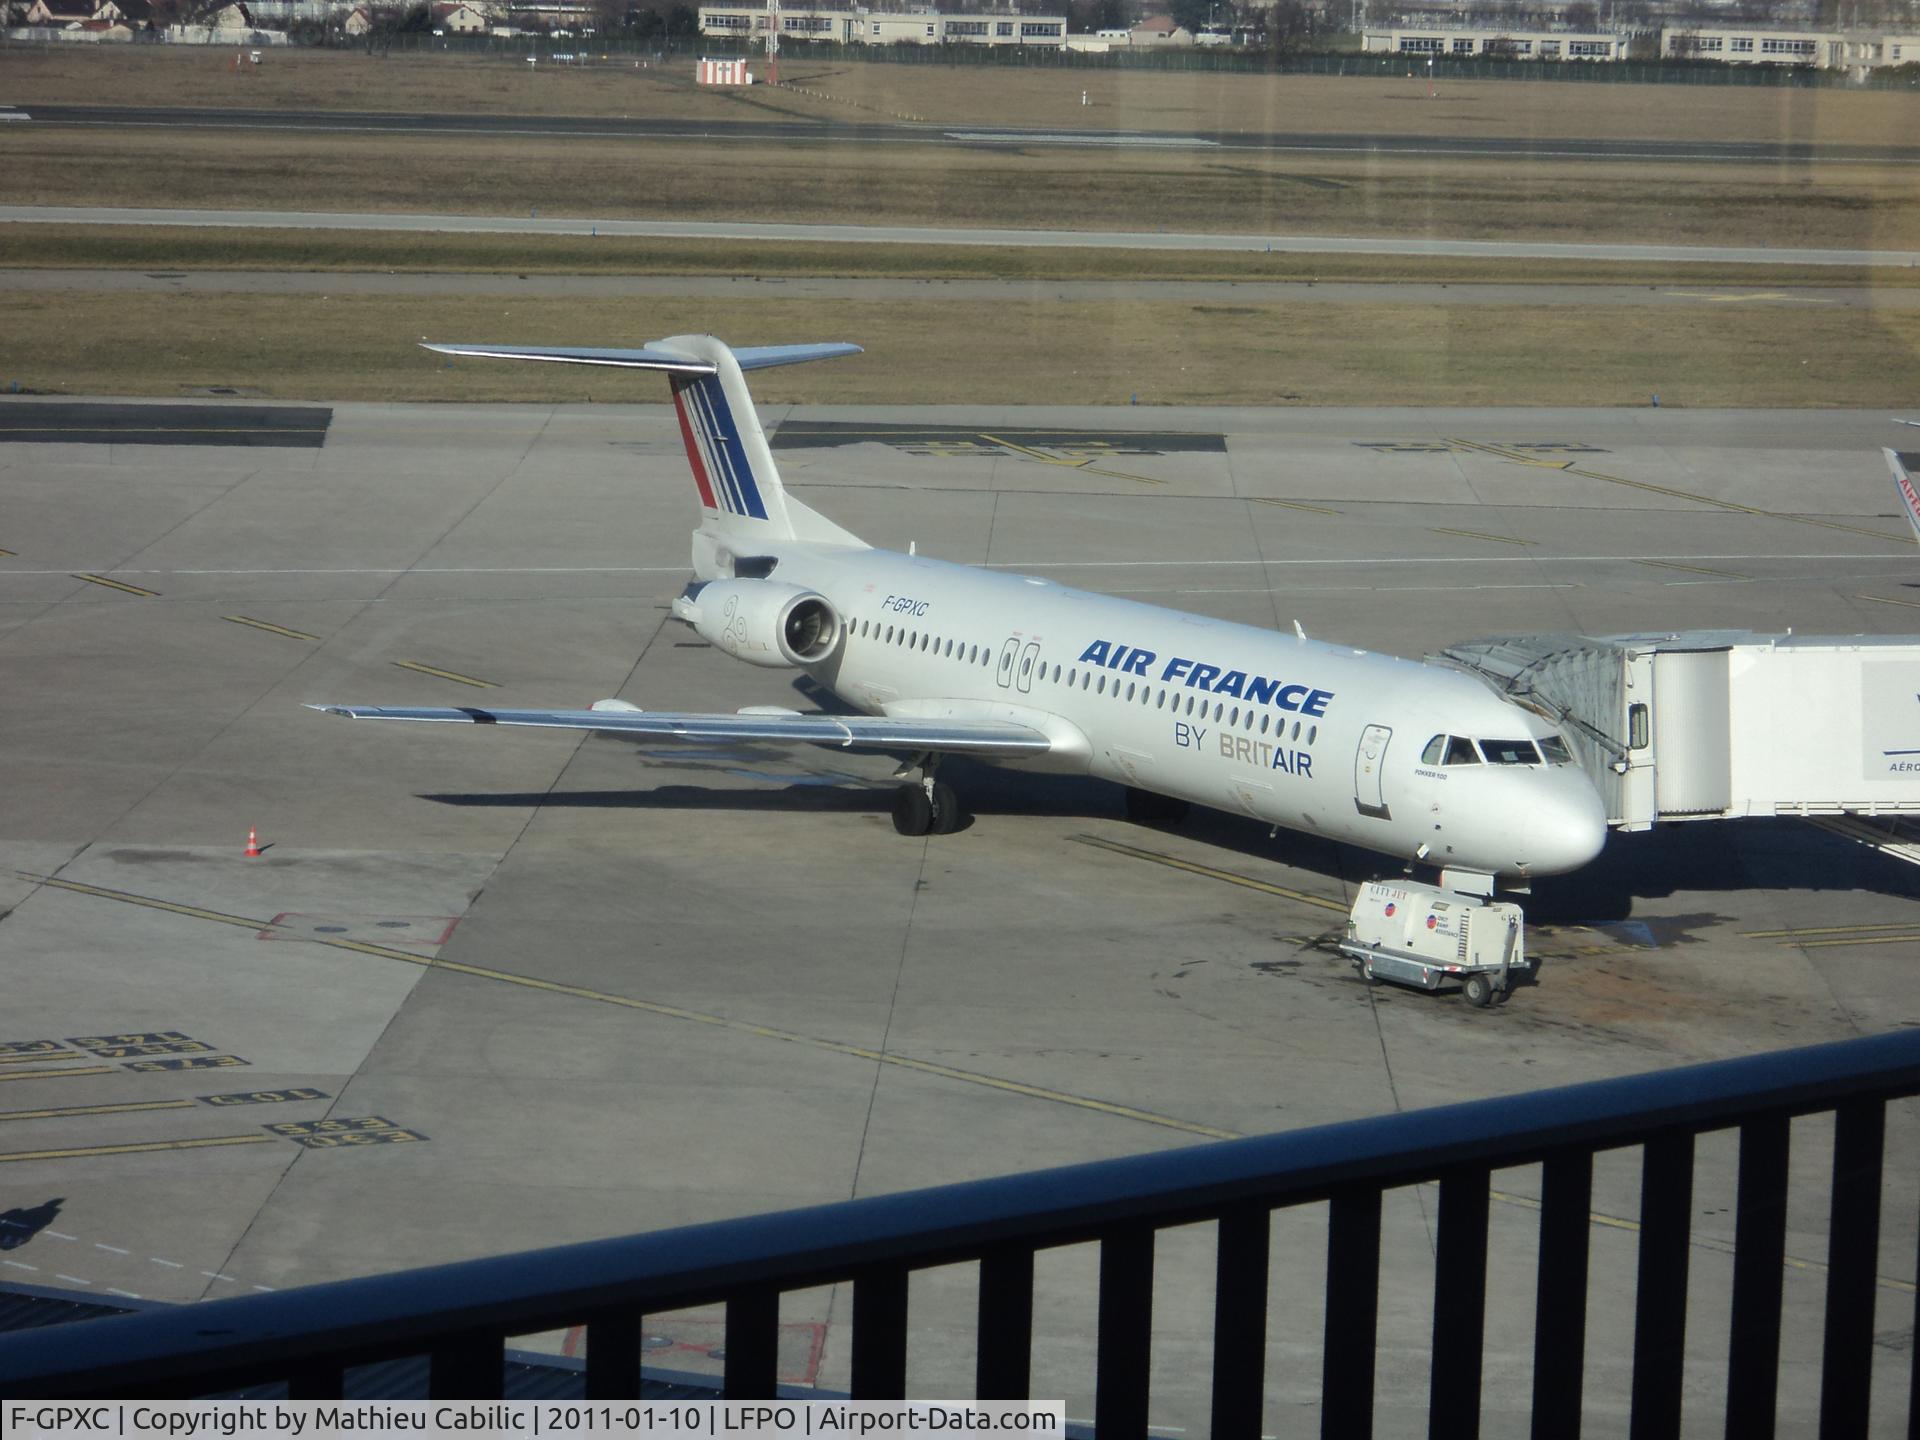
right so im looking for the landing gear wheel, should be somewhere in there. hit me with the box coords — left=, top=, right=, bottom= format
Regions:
left=1462, top=973, right=1494, bottom=1009
left=892, top=784, right=932, bottom=837
left=929, top=781, right=963, bottom=835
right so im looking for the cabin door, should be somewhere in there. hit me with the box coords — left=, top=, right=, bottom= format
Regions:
left=1016, top=642, right=1041, bottom=694
left=1354, top=723, right=1392, bottom=820
left=995, top=637, right=1021, bottom=689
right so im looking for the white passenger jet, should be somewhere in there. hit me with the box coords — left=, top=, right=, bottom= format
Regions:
left=313, top=336, right=1606, bottom=895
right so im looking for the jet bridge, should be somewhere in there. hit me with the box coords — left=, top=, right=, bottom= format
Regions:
left=1433, top=631, right=1920, bottom=839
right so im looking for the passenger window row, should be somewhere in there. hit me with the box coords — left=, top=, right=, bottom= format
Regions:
left=850, top=618, right=1321, bottom=745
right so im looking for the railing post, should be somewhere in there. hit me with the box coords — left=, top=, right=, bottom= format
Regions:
left=1629, top=1132, right=1694, bottom=1440
left=1094, top=1223, right=1154, bottom=1440
left=1820, top=1099, right=1886, bottom=1439
left=429, top=1332, right=502, bottom=1399
left=1725, top=1114, right=1789, bottom=1440
left=1321, top=1186, right=1382, bottom=1440
left=723, top=1287, right=780, bottom=1398
left=585, top=1310, right=643, bottom=1399
left=1532, top=1150, right=1593, bottom=1440
left=1911, top=1196, right=1920, bottom=1440
left=851, top=1266, right=910, bottom=1399
left=1210, top=1203, right=1270, bottom=1440
left=976, top=1246, right=1034, bottom=1400
left=1429, top=1168, right=1491, bottom=1440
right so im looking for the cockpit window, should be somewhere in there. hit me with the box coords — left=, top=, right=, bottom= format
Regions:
left=1538, top=735, right=1574, bottom=765
left=1480, top=738, right=1543, bottom=766
left=1444, top=736, right=1481, bottom=766
left=1421, top=734, right=1445, bottom=766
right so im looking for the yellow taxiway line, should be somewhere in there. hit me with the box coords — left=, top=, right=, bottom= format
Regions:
left=70, top=573, right=158, bottom=597
left=391, top=660, right=495, bottom=689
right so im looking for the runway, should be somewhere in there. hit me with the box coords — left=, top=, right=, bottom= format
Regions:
left=9, top=204, right=1920, bottom=267
left=6, top=268, right=1914, bottom=308
left=2, top=397, right=1918, bottom=1431
left=18, top=102, right=1920, bottom=165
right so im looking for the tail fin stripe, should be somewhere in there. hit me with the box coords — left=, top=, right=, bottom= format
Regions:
left=691, top=377, right=768, bottom=521
left=692, top=382, right=748, bottom=516
left=670, top=382, right=721, bottom=513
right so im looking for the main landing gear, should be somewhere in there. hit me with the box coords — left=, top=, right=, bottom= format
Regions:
left=892, top=754, right=964, bottom=837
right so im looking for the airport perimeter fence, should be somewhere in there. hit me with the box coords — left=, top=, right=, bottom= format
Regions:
left=4, top=1030, right=1920, bottom=1437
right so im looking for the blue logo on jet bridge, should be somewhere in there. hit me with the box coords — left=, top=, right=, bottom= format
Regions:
left=1077, top=639, right=1333, bottom=717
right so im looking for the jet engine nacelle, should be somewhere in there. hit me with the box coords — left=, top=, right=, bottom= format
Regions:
left=678, top=579, right=842, bottom=669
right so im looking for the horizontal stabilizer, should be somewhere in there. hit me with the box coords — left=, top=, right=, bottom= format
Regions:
left=308, top=704, right=1052, bottom=756
left=421, top=341, right=861, bottom=373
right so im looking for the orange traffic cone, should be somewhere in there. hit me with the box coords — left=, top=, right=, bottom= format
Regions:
left=244, top=825, right=262, bottom=859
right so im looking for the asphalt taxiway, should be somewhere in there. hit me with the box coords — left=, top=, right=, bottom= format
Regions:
left=1, top=399, right=1917, bottom=1432
left=10, top=204, right=1920, bottom=267
left=23, top=103, right=1920, bottom=164
left=8, top=269, right=1917, bottom=310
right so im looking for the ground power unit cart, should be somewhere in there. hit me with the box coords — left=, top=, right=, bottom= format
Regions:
left=1337, top=881, right=1527, bottom=1007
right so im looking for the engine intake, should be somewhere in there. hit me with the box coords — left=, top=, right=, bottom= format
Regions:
left=680, top=579, right=842, bottom=669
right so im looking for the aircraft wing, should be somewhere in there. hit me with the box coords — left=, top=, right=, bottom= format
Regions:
left=307, top=704, right=1054, bottom=756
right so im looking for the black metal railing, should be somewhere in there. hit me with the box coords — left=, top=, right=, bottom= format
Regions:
left=4, top=1030, right=1919, bottom=1437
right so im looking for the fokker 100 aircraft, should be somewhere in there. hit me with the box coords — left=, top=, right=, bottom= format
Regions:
left=314, top=335, right=1608, bottom=898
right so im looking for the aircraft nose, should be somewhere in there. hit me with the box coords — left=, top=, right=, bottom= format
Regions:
left=1519, top=775, right=1608, bottom=874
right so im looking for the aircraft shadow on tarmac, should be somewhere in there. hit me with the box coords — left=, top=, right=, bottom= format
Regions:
left=422, top=755, right=1920, bottom=924
left=423, top=673, right=1920, bottom=917
left=0, top=1198, right=64, bottom=1252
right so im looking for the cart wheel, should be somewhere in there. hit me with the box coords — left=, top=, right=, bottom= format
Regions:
left=1463, top=973, right=1494, bottom=1008
left=1360, top=956, right=1381, bottom=988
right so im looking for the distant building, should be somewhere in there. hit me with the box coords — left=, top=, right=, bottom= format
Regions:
left=1129, top=13, right=1192, bottom=45
left=431, top=0, right=487, bottom=30
left=196, top=0, right=255, bottom=27
left=1361, top=26, right=1629, bottom=59
left=342, top=3, right=370, bottom=31
left=1660, top=26, right=1920, bottom=69
left=697, top=5, right=1066, bottom=47
left=21, top=0, right=98, bottom=24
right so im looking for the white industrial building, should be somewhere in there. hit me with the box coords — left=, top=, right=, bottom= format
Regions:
left=698, top=5, right=1066, bottom=47
left=1362, top=26, right=1629, bottom=59
left=1659, top=25, right=1920, bottom=69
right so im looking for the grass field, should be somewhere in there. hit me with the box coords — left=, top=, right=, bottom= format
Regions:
left=7, top=289, right=1920, bottom=407
left=10, top=222, right=1913, bottom=287
left=5, top=45, right=1920, bottom=147
left=5, top=44, right=1918, bottom=405
left=9, top=127, right=1920, bottom=253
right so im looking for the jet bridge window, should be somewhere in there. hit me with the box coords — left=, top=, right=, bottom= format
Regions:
left=1444, top=736, right=1481, bottom=765
left=1480, top=739, right=1542, bottom=765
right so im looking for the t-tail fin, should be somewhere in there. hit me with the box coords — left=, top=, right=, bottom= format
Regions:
left=422, top=335, right=867, bottom=566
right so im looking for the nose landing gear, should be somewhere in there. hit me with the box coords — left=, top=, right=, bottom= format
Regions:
left=891, top=754, right=963, bottom=837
